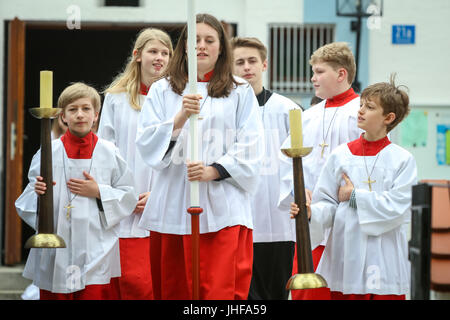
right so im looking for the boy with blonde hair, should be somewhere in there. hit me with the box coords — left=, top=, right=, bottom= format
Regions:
left=231, top=36, right=298, bottom=300
left=16, top=82, right=138, bottom=300
left=279, top=42, right=363, bottom=299
left=290, top=75, right=416, bottom=300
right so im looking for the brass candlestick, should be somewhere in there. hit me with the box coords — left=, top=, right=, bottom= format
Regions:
left=283, top=109, right=327, bottom=290
left=24, top=71, right=66, bottom=248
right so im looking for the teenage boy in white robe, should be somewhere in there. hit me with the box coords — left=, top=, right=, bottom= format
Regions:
left=279, top=42, right=363, bottom=299
left=231, top=37, right=298, bottom=300
left=16, top=83, right=137, bottom=299
left=290, top=75, right=417, bottom=300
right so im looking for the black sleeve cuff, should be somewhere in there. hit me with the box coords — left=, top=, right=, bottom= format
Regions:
left=164, top=140, right=176, bottom=157
left=96, top=198, right=104, bottom=212
left=210, top=163, right=231, bottom=181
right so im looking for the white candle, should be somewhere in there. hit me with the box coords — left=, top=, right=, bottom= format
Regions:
left=187, top=0, right=199, bottom=207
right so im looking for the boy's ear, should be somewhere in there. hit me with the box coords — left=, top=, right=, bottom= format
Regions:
left=384, top=112, right=396, bottom=125
left=337, top=68, right=348, bottom=83
left=93, top=111, right=99, bottom=124
left=262, top=59, right=268, bottom=72
left=61, top=111, right=67, bottom=124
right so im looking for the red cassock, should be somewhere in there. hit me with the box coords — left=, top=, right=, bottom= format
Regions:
left=150, top=225, right=253, bottom=300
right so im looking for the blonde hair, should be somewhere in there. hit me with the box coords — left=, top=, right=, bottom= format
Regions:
left=361, top=74, right=410, bottom=132
left=310, top=42, right=356, bottom=85
left=230, top=37, right=267, bottom=62
left=57, top=82, right=101, bottom=113
left=105, top=28, right=173, bottom=110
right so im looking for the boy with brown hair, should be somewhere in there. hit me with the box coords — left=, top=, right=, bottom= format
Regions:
left=290, top=75, right=417, bottom=300
left=16, top=82, right=138, bottom=300
left=231, top=36, right=298, bottom=300
left=279, top=42, right=363, bottom=299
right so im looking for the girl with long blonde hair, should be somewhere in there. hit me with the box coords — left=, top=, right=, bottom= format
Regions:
left=97, top=27, right=173, bottom=300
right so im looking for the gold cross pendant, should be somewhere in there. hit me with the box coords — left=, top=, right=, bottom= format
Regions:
left=64, top=202, right=74, bottom=220
left=363, top=178, right=376, bottom=191
left=319, top=141, right=329, bottom=158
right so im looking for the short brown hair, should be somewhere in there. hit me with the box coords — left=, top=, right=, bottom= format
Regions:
left=361, top=74, right=410, bottom=132
left=164, top=13, right=239, bottom=98
left=230, top=37, right=267, bottom=61
left=310, top=42, right=356, bottom=85
left=57, top=82, right=101, bottom=113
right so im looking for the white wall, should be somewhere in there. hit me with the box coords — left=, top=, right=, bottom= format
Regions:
left=368, top=0, right=450, bottom=181
left=368, top=0, right=450, bottom=106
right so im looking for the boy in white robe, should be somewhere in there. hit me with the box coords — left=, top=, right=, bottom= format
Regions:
left=136, top=14, right=264, bottom=300
left=231, top=37, right=297, bottom=300
left=290, top=75, right=417, bottom=299
left=279, top=42, right=363, bottom=299
left=15, top=83, right=137, bottom=299
left=98, top=28, right=173, bottom=300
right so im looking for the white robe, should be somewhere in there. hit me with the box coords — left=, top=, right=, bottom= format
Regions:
left=15, top=139, right=138, bottom=293
left=98, top=92, right=151, bottom=238
left=309, top=142, right=417, bottom=295
left=251, top=93, right=297, bottom=243
left=278, top=97, right=363, bottom=245
left=136, top=77, right=265, bottom=235
left=279, top=97, right=363, bottom=208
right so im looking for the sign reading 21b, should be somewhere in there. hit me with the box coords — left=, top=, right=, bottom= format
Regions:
left=392, top=25, right=415, bottom=45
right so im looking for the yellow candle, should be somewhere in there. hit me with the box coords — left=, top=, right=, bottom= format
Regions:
left=40, top=71, right=53, bottom=108
left=289, top=109, right=302, bottom=148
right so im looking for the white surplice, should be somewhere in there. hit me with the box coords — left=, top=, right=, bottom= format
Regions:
left=136, top=77, right=264, bottom=235
left=309, top=142, right=417, bottom=295
left=251, top=93, right=297, bottom=242
left=15, top=139, right=138, bottom=293
left=98, top=92, right=151, bottom=238
left=279, top=97, right=363, bottom=208
left=278, top=97, right=363, bottom=246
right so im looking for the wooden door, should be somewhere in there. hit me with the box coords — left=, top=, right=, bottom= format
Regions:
left=4, top=17, right=26, bottom=265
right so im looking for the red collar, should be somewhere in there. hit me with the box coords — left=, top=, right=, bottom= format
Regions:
left=61, top=130, right=98, bottom=159
left=348, top=134, right=391, bottom=156
left=140, top=83, right=150, bottom=95
left=198, top=69, right=214, bottom=82
left=325, top=87, right=359, bottom=108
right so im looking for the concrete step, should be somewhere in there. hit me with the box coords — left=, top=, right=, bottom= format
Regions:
left=0, top=265, right=32, bottom=298
left=0, top=290, right=25, bottom=300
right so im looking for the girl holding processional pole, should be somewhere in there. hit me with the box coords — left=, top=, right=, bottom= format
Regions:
left=136, top=13, right=264, bottom=300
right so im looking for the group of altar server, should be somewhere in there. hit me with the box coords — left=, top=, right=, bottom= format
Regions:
left=15, top=12, right=417, bottom=300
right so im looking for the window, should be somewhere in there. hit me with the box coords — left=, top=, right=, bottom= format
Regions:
left=269, top=23, right=335, bottom=94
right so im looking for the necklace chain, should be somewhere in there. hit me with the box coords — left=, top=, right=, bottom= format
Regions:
left=320, top=106, right=339, bottom=157
left=62, top=136, right=95, bottom=219
left=361, top=137, right=386, bottom=191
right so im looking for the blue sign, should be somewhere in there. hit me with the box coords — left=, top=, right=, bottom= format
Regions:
left=392, top=25, right=415, bottom=44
